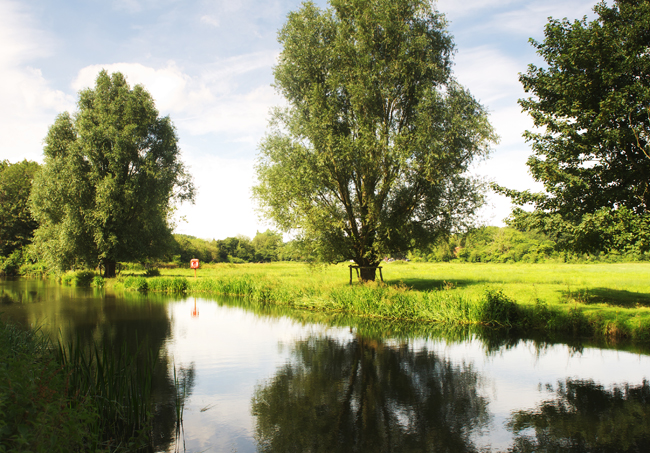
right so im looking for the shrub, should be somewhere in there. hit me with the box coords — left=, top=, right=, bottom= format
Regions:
left=61, top=270, right=96, bottom=287
left=479, top=288, right=519, bottom=327
left=144, top=268, right=161, bottom=277
left=0, top=248, right=24, bottom=276
left=92, top=276, right=105, bottom=288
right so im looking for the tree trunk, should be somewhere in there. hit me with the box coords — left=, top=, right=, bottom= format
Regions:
left=103, top=259, right=116, bottom=278
left=359, top=266, right=377, bottom=282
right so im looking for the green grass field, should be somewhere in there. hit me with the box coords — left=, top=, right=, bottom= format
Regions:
left=113, top=261, right=650, bottom=342
left=152, top=260, right=650, bottom=306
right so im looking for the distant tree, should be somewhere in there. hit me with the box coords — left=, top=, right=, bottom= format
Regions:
left=30, top=71, right=195, bottom=277
left=252, top=230, right=283, bottom=262
left=0, top=160, right=40, bottom=256
left=494, top=0, right=650, bottom=253
left=253, top=0, right=496, bottom=280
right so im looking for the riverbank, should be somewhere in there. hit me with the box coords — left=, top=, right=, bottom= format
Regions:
left=101, top=261, right=650, bottom=342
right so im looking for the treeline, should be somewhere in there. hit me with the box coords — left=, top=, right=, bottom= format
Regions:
left=170, top=231, right=307, bottom=264
left=407, top=226, right=650, bottom=264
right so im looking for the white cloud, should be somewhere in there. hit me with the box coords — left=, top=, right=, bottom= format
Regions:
left=0, top=1, right=75, bottom=162
left=490, top=0, right=597, bottom=36
left=0, top=1, right=51, bottom=66
left=72, top=62, right=192, bottom=112
left=172, top=153, right=268, bottom=240
left=453, top=45, right=524, bottom=105
left=436, top=0, right=521, bottom=18
left=72, top=52, right=281, bottom=141
left=200, top=15, right=220, bottom=27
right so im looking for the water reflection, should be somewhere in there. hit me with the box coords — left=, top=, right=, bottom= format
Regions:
left=3, top=279, right=650, bottom=452
left=0, top=279, right=195, bottom=452
left=252, top=335, right=489, bottom=452
left=509, top=379, right=650, bottom=452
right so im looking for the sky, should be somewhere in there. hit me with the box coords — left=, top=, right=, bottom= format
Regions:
left=0, top=0, right=598, bottom=241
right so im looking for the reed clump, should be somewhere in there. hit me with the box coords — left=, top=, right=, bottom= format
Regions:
left=54, top=336, right=158, bottom=449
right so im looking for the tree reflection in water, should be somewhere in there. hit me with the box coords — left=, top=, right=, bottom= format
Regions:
left=508, top=379, right=650, bottom=452
left=252, top=336, right=489, bottom=453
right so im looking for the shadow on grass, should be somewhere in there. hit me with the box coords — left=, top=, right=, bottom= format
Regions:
left=385, top=278, right=488, bottom=291
left=561, top=287, right=650, bottom=308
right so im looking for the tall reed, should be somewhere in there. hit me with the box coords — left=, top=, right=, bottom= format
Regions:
left=54, top=334, right=158, bottom=449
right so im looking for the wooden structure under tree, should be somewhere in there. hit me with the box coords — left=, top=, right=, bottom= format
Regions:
left=349, top=265, right=383, bottom=284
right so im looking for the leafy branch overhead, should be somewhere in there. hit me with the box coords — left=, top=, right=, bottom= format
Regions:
left=494, top=0, right=650, bottom=254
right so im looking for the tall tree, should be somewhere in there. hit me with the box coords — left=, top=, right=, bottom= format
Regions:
left=30, top=71, right=195, bottom=277
left=0, top=160, right=40, bottom=256
left=253, top=0, right=496, bottom=280
left=494, top=0, right=650, bottom=253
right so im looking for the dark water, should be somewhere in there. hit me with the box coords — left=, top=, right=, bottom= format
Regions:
left=2, top=278, right=650, bottom=452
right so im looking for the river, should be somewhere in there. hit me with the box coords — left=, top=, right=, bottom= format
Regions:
left=2, top=278, right=650, bottom=452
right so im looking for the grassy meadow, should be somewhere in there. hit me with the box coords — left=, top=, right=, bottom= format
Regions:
left=106, top=261, right=650, bottom=342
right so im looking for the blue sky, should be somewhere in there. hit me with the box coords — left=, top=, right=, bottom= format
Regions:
left=0, top=0, right=597, bottom=240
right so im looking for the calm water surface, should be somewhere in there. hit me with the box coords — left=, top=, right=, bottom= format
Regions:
left=2, top=278, right=650, bottom=452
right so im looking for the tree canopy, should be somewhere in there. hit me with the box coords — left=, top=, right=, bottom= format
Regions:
left=30, top=71, right=195, bottom=276
left=0, top=160, right=40, bottom=257
left=495, top=0, right=650, bottom=254
left=253, top=0, right=496, bottom=280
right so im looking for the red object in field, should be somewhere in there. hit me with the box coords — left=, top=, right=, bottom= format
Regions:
left=190, top=259, right=200, bottom=269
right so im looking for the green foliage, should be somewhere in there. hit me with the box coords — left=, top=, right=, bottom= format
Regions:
left=172, top=231, right=288, bottom=264
left=29, top=70, right=195, bottom=277
left=0, top=320, right=98, bottom=452
left=495, top=0, right=650, bottom=253
left=0, top=248, right=25, bottom=276
left=251, top=230, right=283, bottom=262
left=479, top=289, right=519, bottom=327
left=408, top=226, right=650, bottom=264
left=172, top=234, right=221, bottom=263
left=0, top=160, right=40, bottom=257
left=121, top=276, right=188, bottom=293
left=60, top=270, right=96, bottom=287
left=144, top=268, right=161, bottom=277
left=254, top=0, right=496, bottom=278
left=92, top=276, right=105, bottom=288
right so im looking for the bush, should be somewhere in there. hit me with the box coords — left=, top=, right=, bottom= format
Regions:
left=0, top=249, right=24, bottom=276
left=479, top=288, right=519, bottom=327
left=61, top=270, right=96, bottom=287
left=92, top=276, right=105, bottom=288
left=144, top=268, right=161, bottom=277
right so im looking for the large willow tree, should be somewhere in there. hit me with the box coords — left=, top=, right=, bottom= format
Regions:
left=30, top=71, right=194, bottom=277
left=254, top=0, right=496, bottom=280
